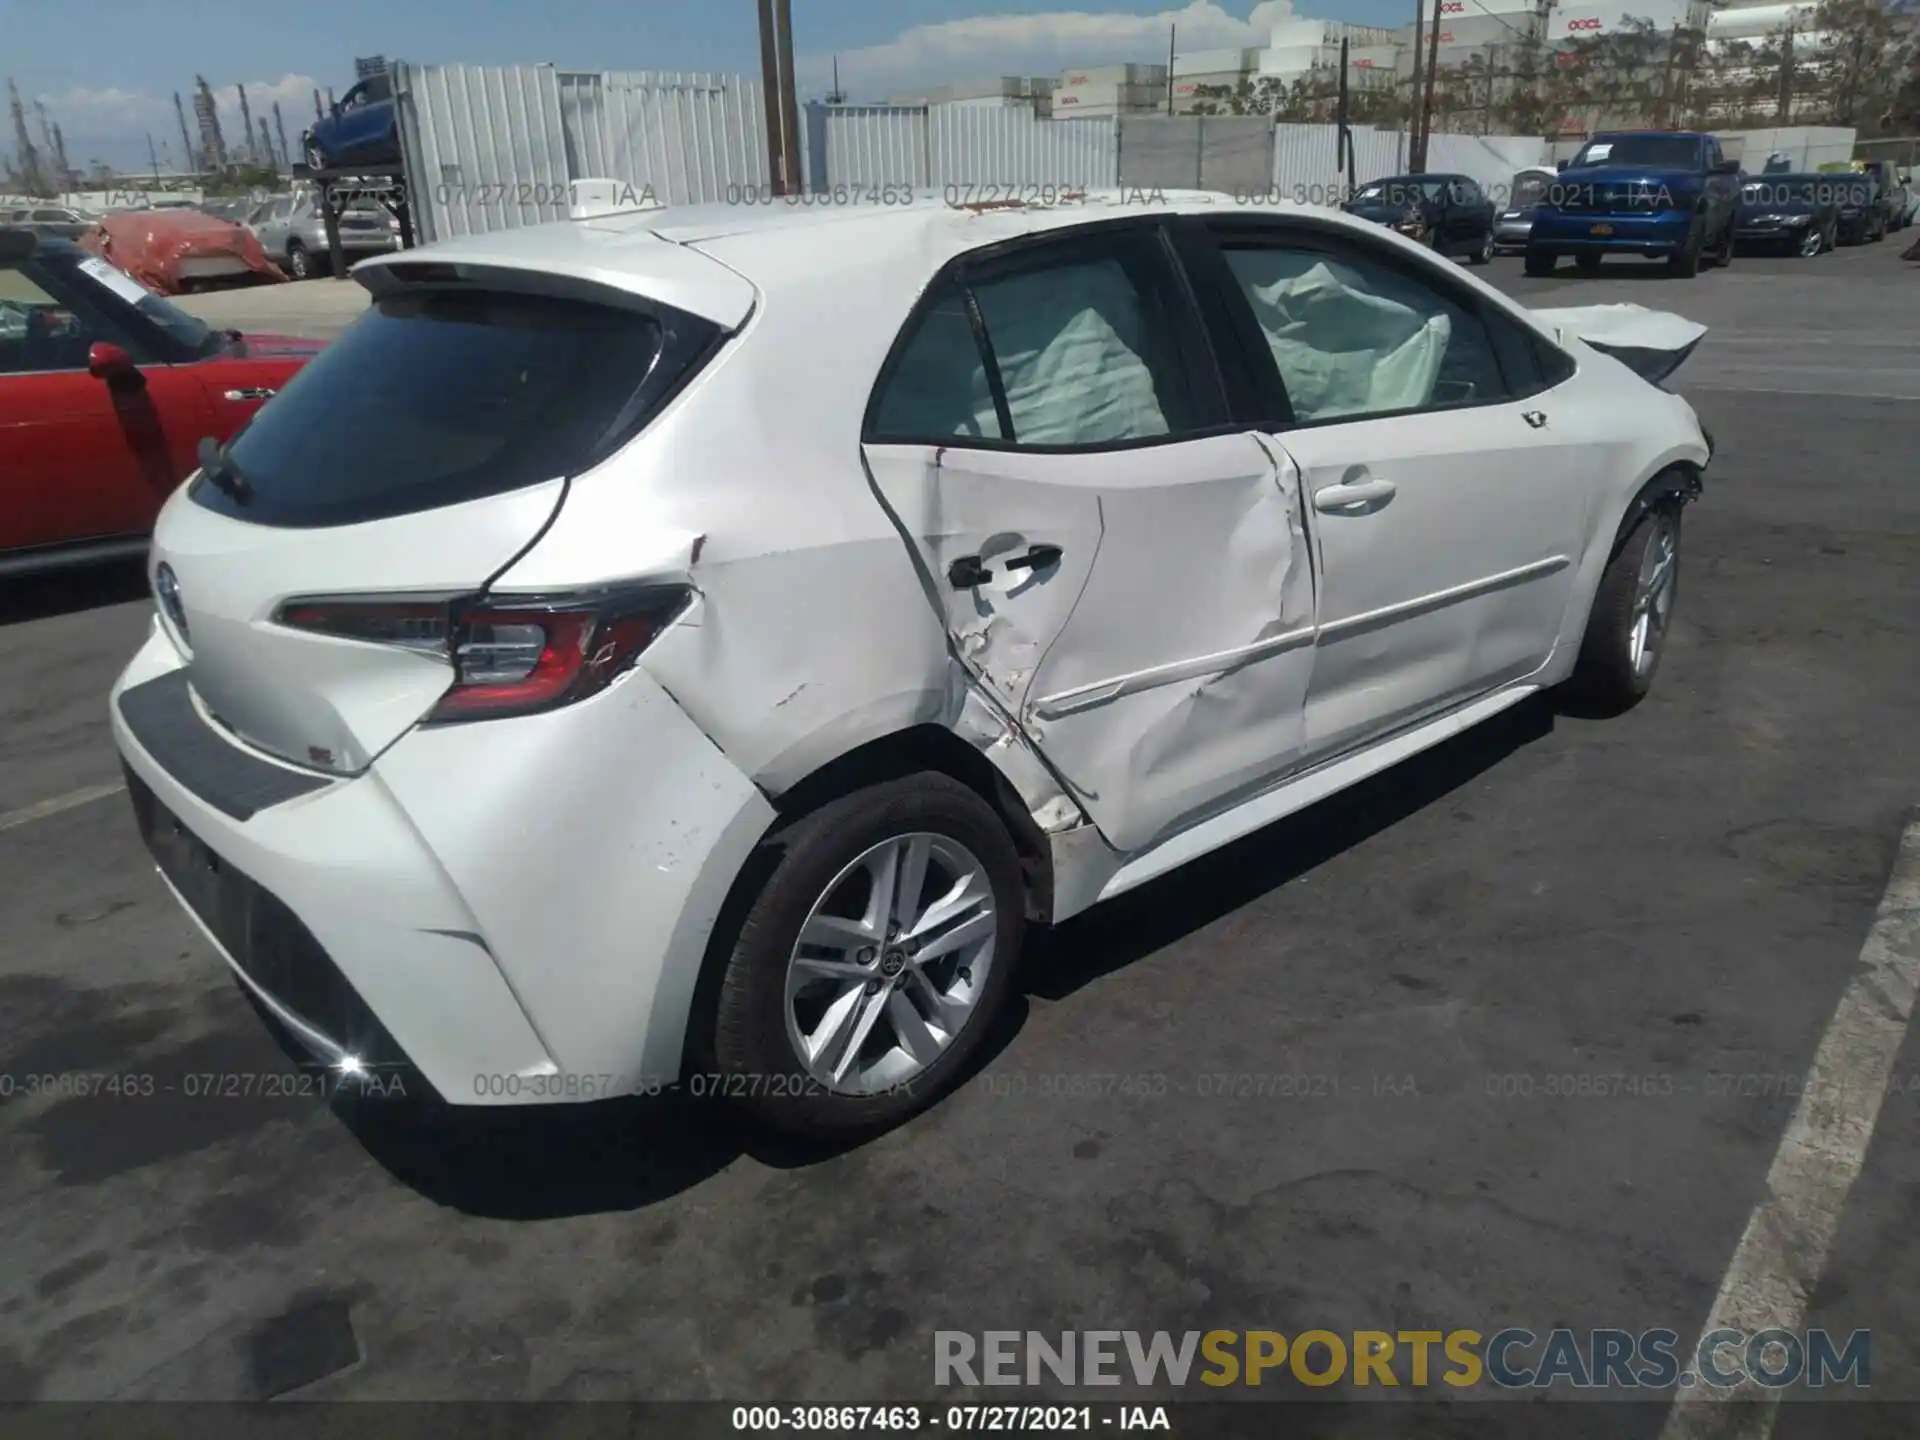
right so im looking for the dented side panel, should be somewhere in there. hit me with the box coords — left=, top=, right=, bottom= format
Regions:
left=866, top=433, right=1318, bottom=855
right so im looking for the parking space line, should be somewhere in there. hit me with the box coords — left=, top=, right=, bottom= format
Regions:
left=0, top=782, right=127, bottom=834
left=1662, top=813, right=1920, bottom=1438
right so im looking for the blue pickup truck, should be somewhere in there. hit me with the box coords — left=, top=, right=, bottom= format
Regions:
left=1526, top=130, right=1743, bottom=278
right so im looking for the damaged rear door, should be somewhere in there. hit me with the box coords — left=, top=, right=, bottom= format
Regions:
left=862, top=224, right=1317, bottom=855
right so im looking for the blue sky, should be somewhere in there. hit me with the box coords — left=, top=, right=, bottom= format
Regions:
left=2, top=0, right=1414, bottom=171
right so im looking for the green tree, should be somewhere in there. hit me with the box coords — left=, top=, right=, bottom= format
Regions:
left=1810, top=0, right=1902, bottom=129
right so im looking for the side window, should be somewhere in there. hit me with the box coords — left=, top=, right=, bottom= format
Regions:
left=1218, top=240, right=1509, bottom=423
left=966, top=239, right=1202, bottom=446
left=0, top=263, right=109, bottom=375
left=869, top=233, right=1211, bottom=449
left=867, top=279, right=1002, bottom=442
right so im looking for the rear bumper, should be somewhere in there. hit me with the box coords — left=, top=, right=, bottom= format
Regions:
left=111, top=622, right=776, bottom=1105
left=1529, top=210, right=1696, bottom=255
left=1493, top=220, right=1533, bottom=250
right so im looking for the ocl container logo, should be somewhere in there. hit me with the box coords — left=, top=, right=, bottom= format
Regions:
left=1568, top=16, right=1604, bottom=30
left=1441, top=3, right=1466, bottom=13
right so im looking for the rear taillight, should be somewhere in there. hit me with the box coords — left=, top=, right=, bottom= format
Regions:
left=275, top=586, right=690, bottom=722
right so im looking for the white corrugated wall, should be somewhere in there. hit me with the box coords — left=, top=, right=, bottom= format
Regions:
left=927, top=109, right=1118, bottom=190
left=1272, top=123, right=1406, bottom=208
left=1272, top=123, right=1548, bottom=207
left=563, top=72, right=770, bottom=204
left=394, top=62, right=573, bottom=243
left=814, top=105, right=931, bottom=189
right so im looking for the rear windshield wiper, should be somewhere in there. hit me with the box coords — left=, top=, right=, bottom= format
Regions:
left=197, top=435, right=254, bottom=503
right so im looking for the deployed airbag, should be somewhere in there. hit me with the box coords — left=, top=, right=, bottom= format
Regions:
left=1227, top=252, right=1450, bottom=420
left=970, top=259, right=1169, bottom=444
left=1530, top=302, right=1707, bottom=384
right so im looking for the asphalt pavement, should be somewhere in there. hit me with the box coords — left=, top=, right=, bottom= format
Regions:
left=2, top=238, right=1918, bottom=1432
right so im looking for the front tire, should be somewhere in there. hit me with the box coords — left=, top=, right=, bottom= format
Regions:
left=1798, top=223, right=1823, bottom=258
left=1668, top=223, right=1702, bottom=277
left=1470, top=229, right=1494, bottom=266
left=1574, top=252, right=1603, bottom=275
left=1566, top=504, right=1682, bottom=715
left=709, top=773, right=1025, bottom=1137
left=285, top=239, right=313, bottom=279
left=1524, top=247, right=1556, bottom=277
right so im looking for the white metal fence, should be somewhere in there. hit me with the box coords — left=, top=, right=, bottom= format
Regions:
left=562, top=72, right=770, bottom=205
left=391, top=62, right=1557, bottom=244
left=394, top=62, right=573, bottom=242
left=804, top=103, right=1119, bottom=192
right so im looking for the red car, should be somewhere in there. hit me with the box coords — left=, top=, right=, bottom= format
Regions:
left=0, top=228, right=324, bottom=579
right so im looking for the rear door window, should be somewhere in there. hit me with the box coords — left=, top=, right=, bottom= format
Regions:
left=866, top=228, right=1221, bottom=450
left=198, top=286, right=721, bottom=528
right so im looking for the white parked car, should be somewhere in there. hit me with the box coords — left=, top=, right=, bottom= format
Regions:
left=111, top=192, right=1712, bottom=1136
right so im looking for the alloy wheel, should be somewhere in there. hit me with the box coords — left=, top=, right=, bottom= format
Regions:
left=1799, top=225, right=1822, bottom=257
left=1628, top=513, right=1678, bottom=679
left=783, top=832, right=998, bottom=1096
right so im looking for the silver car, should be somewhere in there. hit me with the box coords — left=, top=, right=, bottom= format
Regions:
left=248, top=187, right=399, bottom=279
left=3, top=204, right=95, bottom=240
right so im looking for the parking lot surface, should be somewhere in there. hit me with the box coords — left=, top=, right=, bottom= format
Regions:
left=3, top=243, right=1918, bottom=1428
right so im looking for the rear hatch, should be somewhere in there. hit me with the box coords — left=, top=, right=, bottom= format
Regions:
left=149, top=233, right=753, bottom=776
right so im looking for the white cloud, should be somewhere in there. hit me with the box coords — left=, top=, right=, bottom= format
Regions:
left=804, top=1, right=1296, bottom=96
left=23, top=75, right=323, bottom=163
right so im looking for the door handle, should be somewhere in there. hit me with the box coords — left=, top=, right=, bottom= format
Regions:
left=1522, top=410, right=1548, bottom=429
left=223, top=387, right=275, bottom=401
left=1312, top=477, right=1397, bottom=513
left=1003, top=543, right=1062, bottom=573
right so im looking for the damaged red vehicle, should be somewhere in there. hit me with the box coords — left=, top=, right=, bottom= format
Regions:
left=0, top=229, right=324, bottom=578
left=82, top=207, right=285, bottom=296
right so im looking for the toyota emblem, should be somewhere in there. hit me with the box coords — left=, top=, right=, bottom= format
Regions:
left=155, top=563, right=190, bottom=646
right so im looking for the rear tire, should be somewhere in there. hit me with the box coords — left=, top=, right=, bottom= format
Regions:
left=1524, top=248, right=1556, bottom=276
left=708, top=773, right=1025, bottom=1138
left=1565, top=504, right=1683, bottom=716
left=285, top=239, right=313, bottom=280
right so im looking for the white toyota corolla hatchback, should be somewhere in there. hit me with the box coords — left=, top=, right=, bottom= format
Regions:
left=112, top=190, right=1712, bottom=1136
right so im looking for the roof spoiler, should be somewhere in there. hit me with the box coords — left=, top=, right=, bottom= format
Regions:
left=1530, top=302, right=1707, bottom=385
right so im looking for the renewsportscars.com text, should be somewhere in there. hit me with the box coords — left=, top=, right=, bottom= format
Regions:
left=934, top=1328, right=1870, bottom=1390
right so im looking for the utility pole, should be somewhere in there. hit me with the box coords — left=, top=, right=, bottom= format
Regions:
left=757, top=0, right=802, bottom=195
left=1407, top=0, right=1425, bottom=168
left=1418, top=0, right=1443, bottom=169
left=174, top=91, right=195, bottom=173
left=1167, top=24, right=1177, bottom=113
left=776, top=0, right=802, bottom=192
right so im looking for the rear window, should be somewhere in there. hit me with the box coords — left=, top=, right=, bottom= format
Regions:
left=196, top=287, right=718, bottom=528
